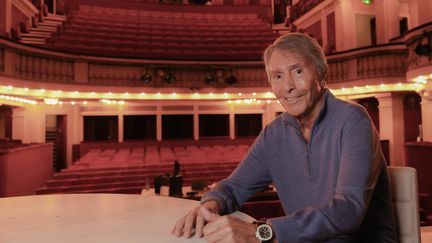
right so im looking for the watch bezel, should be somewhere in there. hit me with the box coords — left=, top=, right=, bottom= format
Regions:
left=256, top=223, right=273, bottom=241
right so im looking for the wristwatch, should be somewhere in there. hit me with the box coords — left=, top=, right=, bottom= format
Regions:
left=254, top=220, right=273, bottom=242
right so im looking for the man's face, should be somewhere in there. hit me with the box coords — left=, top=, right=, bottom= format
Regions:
left=267, top=49, right=324, bottom=120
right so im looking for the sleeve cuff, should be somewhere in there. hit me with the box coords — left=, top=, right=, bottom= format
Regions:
left=268, top=216, right=302, bottom=243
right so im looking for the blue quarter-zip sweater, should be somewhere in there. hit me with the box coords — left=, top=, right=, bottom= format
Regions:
left=201, top=90, right=397, bottom=242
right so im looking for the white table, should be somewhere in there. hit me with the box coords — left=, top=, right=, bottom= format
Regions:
left=0, top=194, right=254, bottom=243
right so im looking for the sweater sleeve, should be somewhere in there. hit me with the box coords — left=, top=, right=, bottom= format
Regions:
left=201, top=127, right=273, bottom=214
left=268, top=110, right=383, bottom=242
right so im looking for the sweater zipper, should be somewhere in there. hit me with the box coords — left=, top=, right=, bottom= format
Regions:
left=286, top=122, right=313, bottom=175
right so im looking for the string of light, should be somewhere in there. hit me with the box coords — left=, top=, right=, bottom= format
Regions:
left=0, top=81, right=426, bottom=106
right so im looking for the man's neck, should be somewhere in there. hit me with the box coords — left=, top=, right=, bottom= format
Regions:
left=297, top=91, right=325, bottom=142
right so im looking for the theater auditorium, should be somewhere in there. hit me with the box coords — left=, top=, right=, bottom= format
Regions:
left=0, top=0, right=431, bottom=242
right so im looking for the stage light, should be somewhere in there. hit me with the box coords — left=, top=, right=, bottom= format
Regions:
left=140, top=73, right=152, bottom=83
left=163, top=73, right=176, bottom=84
left=204, top=74, right=217, bottom=85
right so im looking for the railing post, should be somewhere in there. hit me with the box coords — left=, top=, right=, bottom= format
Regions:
left=74, top=60, right=88, bottom=83
left=4, top=48, right=16, bottom=76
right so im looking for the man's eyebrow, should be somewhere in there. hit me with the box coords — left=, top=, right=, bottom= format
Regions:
left=269, top=63, right=302, bottom=73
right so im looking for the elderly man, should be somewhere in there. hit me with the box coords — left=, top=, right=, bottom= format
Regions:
left=172, top=33, right=397, bottom=242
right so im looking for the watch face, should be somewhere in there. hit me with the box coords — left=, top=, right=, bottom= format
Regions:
left=257, top=224, right=273, bottom=241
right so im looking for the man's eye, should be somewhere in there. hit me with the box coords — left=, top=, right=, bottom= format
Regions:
left=273, top=74, right=282, bottom=80
left=295, top=68, right=302, bottom=74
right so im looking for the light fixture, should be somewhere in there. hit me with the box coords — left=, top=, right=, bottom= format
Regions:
left=163, top=73, right=176, bottom=84
left=204, top=74, right=217, bottom=85
left=44, top=98, right=59, bottom=105
left=140, top=73, right=152, bottom=84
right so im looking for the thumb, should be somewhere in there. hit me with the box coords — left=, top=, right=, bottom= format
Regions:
left=200, top=206, right=220, bottom=222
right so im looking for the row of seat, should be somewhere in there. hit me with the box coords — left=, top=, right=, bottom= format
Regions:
left=47, top=43, right=263, bottom=60
left=72, top=145, right=249, bottom=167
left=55, top=26, right=278, bottom=40
left=77, top=5, right=260, bottom=21
left=36, top=160, right=240, bottom=194
left=46, top=3, right=275, bottom=60
left=67, top=19, right=269, bottom=32
left=51, top=36, right=269, bottom=50
left=61, top=26, right=278, bottom=41
left=70, top=14, right=265, bottom=26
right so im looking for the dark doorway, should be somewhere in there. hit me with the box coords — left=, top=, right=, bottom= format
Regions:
left=162, top=115, right=193, bottom=139
left=45, top=115, right=67, bottom=171
left=0, top=105, right=13, bottom=140
left=199, top=114, right=229, bottom=138
left=357, top=97, right=380, bottom=132
left=235, top=114, right=262, bottom=138
left=84, top=116, right=118, bottom=141
left=403, top=93, right=422, bottom=142
left=124, top=115, right=157, bottom=140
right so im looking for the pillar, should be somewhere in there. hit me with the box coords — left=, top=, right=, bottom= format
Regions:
left=420, top=93, right=432, bottom=142
left=66, top=104, right=81, bottom=166
left=193, top=105, right=199, bottom=140
left=334, top=0, right=356, bottom=51
left=376, top=93, right=405, bottom=166
left=229, top=112, right=235, bottom=140
left=156, top=105, right=162, bottom=141
left=374, top=0, right=400, bottom=44
left=118, top=112, right=123, bottom=143
left=0, top=0, right=12, bottom=36
left=407, top=0, right=432, bottom=28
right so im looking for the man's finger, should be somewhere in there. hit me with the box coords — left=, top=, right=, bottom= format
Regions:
left=195, top=213, right=205, bottom=238
left=174, top=215, right=186, bottom=237
left=183, top=210, right=197, bottom=238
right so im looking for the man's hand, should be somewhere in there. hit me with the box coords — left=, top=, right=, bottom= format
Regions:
left=171, top=200, right=220, bottom=238
left=200, top=207, right=259, bottom=243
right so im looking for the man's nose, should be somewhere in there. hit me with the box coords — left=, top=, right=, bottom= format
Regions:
left=282, top=76, right=295, bottom=93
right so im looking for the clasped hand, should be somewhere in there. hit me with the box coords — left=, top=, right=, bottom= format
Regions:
left=171, top=202, right=258, bottom=243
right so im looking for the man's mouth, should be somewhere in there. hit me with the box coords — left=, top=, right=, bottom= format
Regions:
left=282, top=95, right=304, bottom=102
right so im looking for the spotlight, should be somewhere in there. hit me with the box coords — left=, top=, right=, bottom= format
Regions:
left=225, top=75, right=237, bottom=85
left=140, top=73, right=152, bottom=83
left=204, top=74, right=217, bottom=85
left=164, top=73, right=176, bottom=84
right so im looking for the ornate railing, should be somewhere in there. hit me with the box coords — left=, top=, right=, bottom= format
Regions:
left=14, top=51, right=74, bottom=83
left=86, top=62, right=268, bottom=88
left=326, top=44, right=407, bottom=84
left=405, top=22, right=432, bottom=70
left=0, top=37, right=410, bottom=90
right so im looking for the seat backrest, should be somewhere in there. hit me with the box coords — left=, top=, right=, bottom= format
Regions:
left=388, top=166, right=421, bottom=243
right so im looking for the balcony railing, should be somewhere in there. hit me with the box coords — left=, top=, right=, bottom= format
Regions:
left=405, top=22, right=432, bottom=71
left=0, top=37, right=409, bottom=90
left=326, top=43, right=407, bottom=84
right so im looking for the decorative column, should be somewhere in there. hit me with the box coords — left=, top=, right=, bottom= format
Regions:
left=156, top=105, right=162, bottom=142
left=0, top=0, right=11, bottom=36
left=376, top=93, right=405, bottom=166
left=407, top=0, right=432, bottom=28
left=229, top=112, right=235, bottom=140
left=420, top=91, right=432, bottom=142
left=374, top=0, right=400, bottom=44
left=334, top=0, right=356, bottom=51
left=320, top=15, right=328, bottom=52
left=118, top=110, right=123, bottom=143
left=193, top=105, right=199, bottom=140
left=66, top=104, right=81, bottom=166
